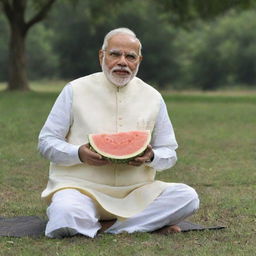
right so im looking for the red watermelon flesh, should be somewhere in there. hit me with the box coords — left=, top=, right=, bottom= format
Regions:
left=88, top=130, right=151, bottom=160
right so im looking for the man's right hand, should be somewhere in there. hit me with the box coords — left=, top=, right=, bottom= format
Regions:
left=78, top=144, right=110, bottom=166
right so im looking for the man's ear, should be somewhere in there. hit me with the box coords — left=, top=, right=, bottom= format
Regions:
left=99, top=50, right=104, bottom=66
left=139, top=55, right=143, bottom=64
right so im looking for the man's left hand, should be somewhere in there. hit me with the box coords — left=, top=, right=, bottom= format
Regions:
left=128, top=145, right=154, bottom=166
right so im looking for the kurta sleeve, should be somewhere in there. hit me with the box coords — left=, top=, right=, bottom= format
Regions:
left=146, top=97, right=178, bottom=171
left=38, top=84, right=82, bottom=166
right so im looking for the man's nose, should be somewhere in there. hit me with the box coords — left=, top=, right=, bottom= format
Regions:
left=117, top=54, right=128, bottom=66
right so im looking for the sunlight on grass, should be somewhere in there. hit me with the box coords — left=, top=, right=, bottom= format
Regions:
left=30, top=80, right=68, bottom=93
left=1, top=80, right=256, bottom=95
left=0, top=82, right=7, bottom=91
left=0, top=80, right=68, bottom=93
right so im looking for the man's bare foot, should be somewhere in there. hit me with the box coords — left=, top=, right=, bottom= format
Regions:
left=98, top=220, right=116, bottom=233
left=153, top=225, right=181, bottom=235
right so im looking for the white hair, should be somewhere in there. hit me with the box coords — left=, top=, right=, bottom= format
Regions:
left=101, top=27, right=142, bottom=55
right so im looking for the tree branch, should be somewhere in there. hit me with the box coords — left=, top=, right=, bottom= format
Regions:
left=0, top=0, right=13, bottom=23
left=25, top=0, right=56, bottom=30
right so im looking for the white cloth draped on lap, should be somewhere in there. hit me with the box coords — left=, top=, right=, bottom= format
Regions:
left=45, top=185, right=199, bottom=238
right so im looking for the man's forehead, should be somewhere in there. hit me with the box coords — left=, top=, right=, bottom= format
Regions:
left=107, top=34, right=140, bottom=51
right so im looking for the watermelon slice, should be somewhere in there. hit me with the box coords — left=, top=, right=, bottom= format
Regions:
left=88, top=130, right=151, bottom=163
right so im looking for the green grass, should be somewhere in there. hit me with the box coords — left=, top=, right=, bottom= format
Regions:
left=0, top=84, right=255, bottom=256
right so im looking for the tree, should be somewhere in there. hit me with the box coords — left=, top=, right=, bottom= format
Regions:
left=0, top=0, right=56, bottom=90
left=0, top=14, right=8, bottom=82
left=0, top=0, right=125, bottom=90
left=1, top=0, right=255, bottom=91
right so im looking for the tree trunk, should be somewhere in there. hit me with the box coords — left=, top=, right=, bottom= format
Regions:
left=1, top=0, right=56, bottom=91
left=8, top=24, right=29, bottom=91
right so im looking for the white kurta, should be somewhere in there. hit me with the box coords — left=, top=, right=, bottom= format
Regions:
left=39, top=73, right=178, bottom=219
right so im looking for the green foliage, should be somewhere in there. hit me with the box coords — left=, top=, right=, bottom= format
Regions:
left=46, top=1, right=102, bottom=78
left=1, top=0, right=256, bottom=89
left=27, top=24, right=59, bottom=79
left=155, top=0, right=255, bottom=23
left=174, top=9, right=256, bottom=89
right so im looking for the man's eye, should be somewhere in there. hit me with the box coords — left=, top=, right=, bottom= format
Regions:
left=126, top=54, right=136, bottom=60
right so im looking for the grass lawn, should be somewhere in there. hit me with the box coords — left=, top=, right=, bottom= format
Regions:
left=0, top=82, right=255, bottom=256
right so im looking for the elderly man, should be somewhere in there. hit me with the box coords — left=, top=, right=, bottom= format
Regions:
left=38, top=28, right=199, bottom=238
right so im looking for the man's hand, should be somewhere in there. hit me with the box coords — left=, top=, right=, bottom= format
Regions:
left=128, top=145, right=154, bottom=167
left=78, top=144, right=110, bottom=166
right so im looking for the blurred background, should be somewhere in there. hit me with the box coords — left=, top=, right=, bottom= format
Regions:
left=1, top=0, right=256, bottom=91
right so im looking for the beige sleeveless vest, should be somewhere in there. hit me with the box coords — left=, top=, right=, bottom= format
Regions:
left=41, top=72, right=171, bottom=219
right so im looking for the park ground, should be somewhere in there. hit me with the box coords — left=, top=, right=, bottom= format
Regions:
left=0, top=81, right=255, bottom=256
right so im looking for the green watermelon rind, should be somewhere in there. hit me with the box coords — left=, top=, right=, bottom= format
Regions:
left=88, top=130, right=151, bottom=163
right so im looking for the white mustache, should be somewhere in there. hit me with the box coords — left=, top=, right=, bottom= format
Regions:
left=111, top=66, right=131, bottom=74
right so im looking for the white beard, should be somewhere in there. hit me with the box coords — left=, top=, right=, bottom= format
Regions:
left=102, top=56, right=139, bottom=87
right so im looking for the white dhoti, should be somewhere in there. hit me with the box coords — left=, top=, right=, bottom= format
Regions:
left=45, top=183, right=199, bottom=238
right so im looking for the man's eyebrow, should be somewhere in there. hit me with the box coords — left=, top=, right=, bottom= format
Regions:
left=109, top=49, right=137, bottom=54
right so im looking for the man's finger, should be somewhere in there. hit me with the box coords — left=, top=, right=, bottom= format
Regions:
left=134, top=145, right=153, bottom=162
left=84, top=144, right=102, bottom=159
left=135, top=153, right=150, bottom=161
